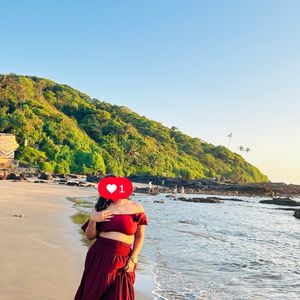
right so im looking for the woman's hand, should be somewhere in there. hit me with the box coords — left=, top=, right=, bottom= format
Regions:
left=124, top=258, right=136, bottom=273
left=90, top=209, right=113, bottom=222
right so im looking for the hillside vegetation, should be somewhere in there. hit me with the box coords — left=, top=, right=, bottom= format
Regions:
left=0, top=74, right=269, bottom=182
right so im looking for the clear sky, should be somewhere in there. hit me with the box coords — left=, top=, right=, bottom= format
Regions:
left=1, top=0, right=299, bottom=184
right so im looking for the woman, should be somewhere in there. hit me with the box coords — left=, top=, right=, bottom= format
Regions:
left=74, top=177, right=148, bottom=300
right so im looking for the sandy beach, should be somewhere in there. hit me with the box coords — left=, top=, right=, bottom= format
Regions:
left=0, top=181, right=152, bottom=300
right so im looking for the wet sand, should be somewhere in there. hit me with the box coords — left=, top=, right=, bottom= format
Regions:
left=0, top=181, right=152, bottom=300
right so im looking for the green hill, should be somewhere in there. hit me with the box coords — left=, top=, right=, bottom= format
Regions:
left=0, top=74, right=269, bottom=182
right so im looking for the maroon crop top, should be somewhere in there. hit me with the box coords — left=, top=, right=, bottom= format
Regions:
left=81, top=212, right=148, bottom=235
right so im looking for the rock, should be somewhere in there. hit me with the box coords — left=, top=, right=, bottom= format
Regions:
left=259, top=197, right=300, bottom=206
left=7, top=173, right=20, bottom=180
left=222, top=197, right=243, bottom=202
left=134, top=187, right=160, bottom=195
left=86, top=175, right=101, bottom=183
left=201, top=196, right=243, bottom=202
left=54, top=174, right=65, bottom=178
left=65, top=173, right=79, bottom=179
left=294, top=210, right=300, bottom=219
left=177, top=197, right=223, bottom=203
left=38, top=172, right=52, bottom=180
left=66, top=182, right=79, bottom=186
left=58, top=179, right=67, bottom=183
left=24, top=173, right=35, bottom=178
left=78, top=182, right=96, bottom=187
left=275, top=208, right=298, bottom=211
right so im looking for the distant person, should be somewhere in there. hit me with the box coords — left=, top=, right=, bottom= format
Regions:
left=172, top=185, right=177, bottom=199
left=180, top=186, right=185, bottom=194
left=148, top=181, right=153, bottom=194
left=3, top=171, right=7, bottom=181
left=161, top=179, right=165, bottom=186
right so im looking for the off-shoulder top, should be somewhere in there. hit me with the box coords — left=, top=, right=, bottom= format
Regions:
left=81, top=212, right=148, bottom=235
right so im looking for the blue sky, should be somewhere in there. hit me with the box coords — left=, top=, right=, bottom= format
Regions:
left=1, top=0, right=300, bottom=183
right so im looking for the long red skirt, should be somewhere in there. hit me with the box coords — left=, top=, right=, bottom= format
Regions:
left=74, top=236, right=136, bottom=300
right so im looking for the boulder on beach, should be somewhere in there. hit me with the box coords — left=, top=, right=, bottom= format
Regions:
left=38, top=172, right=52, bottom=180
left=259, top=197, right=300, bottom=206
left=294, top=210, right=300, bottom=219
left=86, top=175, right=101, bottom=183
left=66, top=182, right=79, bottom=186
left=7, top=173, right=20, bottom=180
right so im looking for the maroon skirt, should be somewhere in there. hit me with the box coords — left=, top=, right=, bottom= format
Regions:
left=74, top=236, right=136, bottom=300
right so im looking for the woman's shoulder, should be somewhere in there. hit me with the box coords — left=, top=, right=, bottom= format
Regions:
left=128, top=200, right=144, bottom=213
left=130, top=202, right=148, bottom=225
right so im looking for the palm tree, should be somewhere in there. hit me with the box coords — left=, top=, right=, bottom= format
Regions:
left=227, top=133, right=232, bottom=147
left=239, top=145, right=244, bottom=153
left=245, top=147, right=251, bottom=156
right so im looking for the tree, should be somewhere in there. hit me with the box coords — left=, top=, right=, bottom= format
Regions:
left=245, top=147, right=251, bottom=156
left=227, top=132, right=232, bottom=147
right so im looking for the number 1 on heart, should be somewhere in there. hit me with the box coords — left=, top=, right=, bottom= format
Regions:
left=119, top=185, right=125, bottom=193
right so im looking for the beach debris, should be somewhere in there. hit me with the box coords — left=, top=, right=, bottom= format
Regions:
left=12, top=213, right=25, bottom=217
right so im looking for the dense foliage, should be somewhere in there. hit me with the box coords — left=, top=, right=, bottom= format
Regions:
left=0, top=74, right=269, bottom=182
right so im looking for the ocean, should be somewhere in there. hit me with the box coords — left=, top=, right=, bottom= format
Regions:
left=71, top=193, right=300, bottom=300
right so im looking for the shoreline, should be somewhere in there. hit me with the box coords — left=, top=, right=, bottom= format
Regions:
left=3, top=169, right=300, bottom=198
left=0, top=181, right=153, bottom=300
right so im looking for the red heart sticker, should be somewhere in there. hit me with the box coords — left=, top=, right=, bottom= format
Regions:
left=97, top=176, right=133, bottom=202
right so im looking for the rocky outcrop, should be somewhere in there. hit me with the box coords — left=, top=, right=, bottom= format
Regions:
left=128, top=175, right=300, bottom=197
left=177, top=197, right=223, bottom=203
left=167, top=195, right=243, bottom=202
left=134, top=187, right=160, bottom=195
left=259, top=197, right=300, bottom=206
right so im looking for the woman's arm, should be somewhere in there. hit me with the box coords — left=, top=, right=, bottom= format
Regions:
left=131, top=225, right=145, bottom=262
left=85, top=220, right=98, bottom=240
left=84, top=210, right=113, bottom=240
left=124, top=225, right=145, bottom=272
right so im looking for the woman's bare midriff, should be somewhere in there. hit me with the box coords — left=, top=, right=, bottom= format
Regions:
left=98, top=231, right=135, bottom=245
